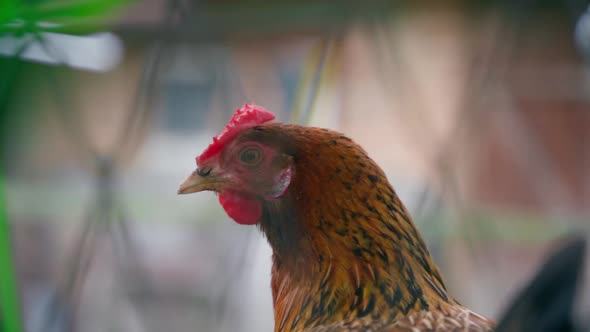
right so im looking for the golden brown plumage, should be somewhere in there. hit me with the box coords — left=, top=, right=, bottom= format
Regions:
left=178, top=104, right=495, bottom=332
left=257, top=124, right=493, bottom=332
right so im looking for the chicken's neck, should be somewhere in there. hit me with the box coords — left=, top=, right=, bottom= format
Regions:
left=258, top=144, right=456, bottom=332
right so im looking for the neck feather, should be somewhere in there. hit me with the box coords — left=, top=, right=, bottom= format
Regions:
left=255, top=125, right=455, bottom=332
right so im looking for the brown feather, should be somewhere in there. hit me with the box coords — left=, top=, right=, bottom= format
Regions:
left=234, top=123, right=494, bottom=332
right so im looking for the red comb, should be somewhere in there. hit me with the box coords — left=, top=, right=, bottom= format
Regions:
left=197, top=103, right=276, bottom=165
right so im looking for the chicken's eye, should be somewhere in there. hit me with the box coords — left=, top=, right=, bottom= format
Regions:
left=239, top=147, right=263, bottom=166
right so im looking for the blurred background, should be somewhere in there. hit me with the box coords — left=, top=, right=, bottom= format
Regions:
left=1, top=1, right=590, bottom=331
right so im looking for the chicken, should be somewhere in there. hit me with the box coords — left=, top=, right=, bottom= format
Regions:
left=178, top=103, right=494, bottom=332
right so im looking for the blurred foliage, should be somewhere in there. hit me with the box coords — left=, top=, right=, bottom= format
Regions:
left=0, top=0, right=132, bottom=35
left=0, top=1, right=133, bottom=331
left=0, top=171, right=21, bottom=332
left=0, top=0, right=132, bottom=147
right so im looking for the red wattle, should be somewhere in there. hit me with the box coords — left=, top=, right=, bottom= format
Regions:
left=218, top=191, right=262, bottom=225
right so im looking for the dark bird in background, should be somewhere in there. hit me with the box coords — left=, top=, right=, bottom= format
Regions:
left=178, top=104, right=585, bottom=331
left=495, top=236, right=587, bottom=332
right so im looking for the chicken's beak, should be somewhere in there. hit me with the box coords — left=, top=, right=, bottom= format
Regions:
left=177, top=169, right=224, bottom=195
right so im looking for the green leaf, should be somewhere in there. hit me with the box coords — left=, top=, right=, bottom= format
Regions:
left=0, top=165, right=23, bottom=332
left=0, top=0, right=132, bottom=35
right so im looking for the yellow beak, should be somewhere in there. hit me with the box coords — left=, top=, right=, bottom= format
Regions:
left=177, top=169, right=225, bottom=195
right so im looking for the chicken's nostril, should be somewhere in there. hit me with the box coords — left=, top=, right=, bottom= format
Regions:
left=196, top=167, right=212, bottom=177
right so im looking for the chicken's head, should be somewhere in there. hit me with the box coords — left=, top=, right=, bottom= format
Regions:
left=177, top=104, right=294, bottom=225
